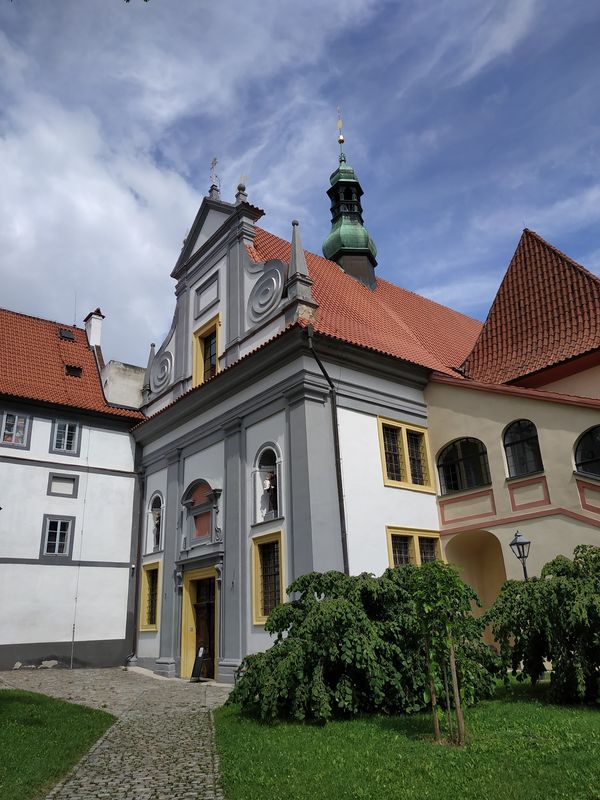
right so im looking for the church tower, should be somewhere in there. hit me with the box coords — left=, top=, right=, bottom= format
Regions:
left=322, top=117, right=377, bottom=288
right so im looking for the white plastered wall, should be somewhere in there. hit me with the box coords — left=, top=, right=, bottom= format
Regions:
left=337, top=407, right=439, bottom=576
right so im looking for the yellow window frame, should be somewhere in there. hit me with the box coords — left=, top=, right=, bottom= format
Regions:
left=139, top=561, right=161, bottom=632
left=377, top=416, right=435, bottom=493
left=386, top=527, right=443, bottom=568
left=192, top=312, right=221, bottom=388
left=251, top=530, right=285, bottom=626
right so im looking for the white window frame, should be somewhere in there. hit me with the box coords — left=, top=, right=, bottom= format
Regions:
left=40, top=515, right=75, bottom=561
left=51, top=420, right=80, bottom=455
left=1, top=411, right=31, bottom=449
left=148, top=493, right=164, bottom=553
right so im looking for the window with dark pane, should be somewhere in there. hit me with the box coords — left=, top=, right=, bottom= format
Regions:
left=259, top=540, right=280, bottom=616
left=382, top=425, right=405, bottom=482
left=504, top=419, right=543, bottom=477
left=575, top=426, right=600, bottom=477
left=419, top=537, right=438, bottom=563
left=202, top=331, right=217, bottom=382
left=437, top=437, right=491, bottom=494
left=45, top=519, right=70, bottom=555
left=147, top=569, right=158, bottom=626
left=391, top=534, right=412, bottom=566
left=406, top=429, right=428, bottom=485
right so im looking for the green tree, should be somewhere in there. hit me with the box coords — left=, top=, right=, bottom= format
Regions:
left=229, top=565, right=498, bottom=729
left=484, top=544, right=600, bottom=703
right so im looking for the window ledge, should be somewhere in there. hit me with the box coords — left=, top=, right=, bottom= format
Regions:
left=573, top=470, right=600, bottom=485
left=438, top=483, right=493, bottom=499
left=139, top=625, right=159, bottom=633
left=383, top=480, right=436, bottom=494
left=251, top=515, right=285, bottom=529
left=504, top=470, right=545, bottom=483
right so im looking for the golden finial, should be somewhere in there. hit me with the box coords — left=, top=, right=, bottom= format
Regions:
left=337, top=106, right=344, bottom=150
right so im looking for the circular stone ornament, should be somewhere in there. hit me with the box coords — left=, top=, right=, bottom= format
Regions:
left=247, top=267, right=284, bottom=323
left=150, top=350, right=173, bottom=392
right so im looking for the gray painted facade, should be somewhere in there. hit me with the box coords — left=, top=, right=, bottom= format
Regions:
left=133, top=185, right=431, bottom=682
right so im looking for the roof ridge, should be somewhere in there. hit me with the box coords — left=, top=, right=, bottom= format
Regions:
left=522, top=228, right=600, bottom=284
left=0, top=306, right=83, bottom=330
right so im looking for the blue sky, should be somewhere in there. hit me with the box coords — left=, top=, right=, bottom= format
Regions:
left=1, top=0, right=600, bottom=365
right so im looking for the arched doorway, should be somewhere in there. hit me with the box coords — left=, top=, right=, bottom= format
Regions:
left=444, top=529, right=507, bottom=615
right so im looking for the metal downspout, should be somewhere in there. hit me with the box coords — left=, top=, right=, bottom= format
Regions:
left=128, top=467, right=145, bottom=661
left=306, top=325, right=350, bottom=574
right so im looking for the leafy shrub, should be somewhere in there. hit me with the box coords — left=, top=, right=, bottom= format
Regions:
left=484, top=544, right=600, bottom=703
left=229, top=564, right=499, bottom=723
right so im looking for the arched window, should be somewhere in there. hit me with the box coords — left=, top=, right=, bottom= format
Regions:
left=503, top=419, right=543, bottom=478
left=253, top=445, right=282, bottom=524
left=437, top=438, right=491, bottom=495
left=149, top=494, right=163, bottom=551
left=181, top=479, right=220, bottom=548
left=575, top=426, right=600, bottom=477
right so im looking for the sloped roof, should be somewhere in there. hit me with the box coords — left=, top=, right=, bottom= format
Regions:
left=248, top=228, right=481, bottom=375
left=461, top=229, right=600, bottom=384
left=0, top=308, right=142, bottom=419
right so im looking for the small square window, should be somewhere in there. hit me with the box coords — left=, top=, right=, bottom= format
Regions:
left=1, top=411, right=30, bottom=449
left=51, top=420, right=80, bottom=454
left=47, top=473, right=79, bottom=498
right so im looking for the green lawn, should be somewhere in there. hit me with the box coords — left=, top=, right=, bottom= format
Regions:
left=215, top=684, right=600, bottom=800
left=0, top=689, right=114, bottom=800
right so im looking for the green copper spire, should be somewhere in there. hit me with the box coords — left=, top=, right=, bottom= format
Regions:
left=322, top=116, right=377, bottom=288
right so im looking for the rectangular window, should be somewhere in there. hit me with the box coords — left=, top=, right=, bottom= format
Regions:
left=378, top=418, right=434, bottom=492
left=52, top=420, right=80, bottom=453
left=203, top=331, right=217, bottom=383
left=1, top=412, right=30, bottom=448
left=41, top=516, right=75, bottom=559
left=252, top=532, right=284, bottom=625
left=47, top=473, right=79, bottom=498
left=140, top=562, right=161, bottom=632
left=387, top=528, right=442, bottom=568
left=192, top=314, right=220, bottom=387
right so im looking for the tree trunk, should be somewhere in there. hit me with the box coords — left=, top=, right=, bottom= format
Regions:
left=448, top=635, right=465, bottom=746
left=425, top=639, right=441, bottom=744
left=442, top=662, right=454, bottom=743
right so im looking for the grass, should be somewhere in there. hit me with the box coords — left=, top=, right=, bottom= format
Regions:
left=0, top=689, right=114, bottom=800
left=214, top=683, right=600, bottom=800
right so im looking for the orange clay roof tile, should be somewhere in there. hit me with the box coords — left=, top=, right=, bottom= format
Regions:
left=0, top=307, right=142, bottom=419
left=248, top=227, right=481, bottom=375
left=461, top=229, right=600, bottom=384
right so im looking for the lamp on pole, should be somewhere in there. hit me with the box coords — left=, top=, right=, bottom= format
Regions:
left=509, top=530, right=531, bottom=581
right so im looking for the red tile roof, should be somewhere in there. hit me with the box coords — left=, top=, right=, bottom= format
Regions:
left=248, top=228, right=481, bottom=375
left=0, top=308, right=142, bottom=419
left=461, top=229, right=600, bottom=384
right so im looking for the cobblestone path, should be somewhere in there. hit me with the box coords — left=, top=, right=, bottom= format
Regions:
left=0, top=668, right=232, bottom=800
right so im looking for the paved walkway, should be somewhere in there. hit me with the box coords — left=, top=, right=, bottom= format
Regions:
left=0, top=667, right=232, bottom=800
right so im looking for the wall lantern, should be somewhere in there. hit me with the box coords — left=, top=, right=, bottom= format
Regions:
left=509, top=529, right=531, bottom=581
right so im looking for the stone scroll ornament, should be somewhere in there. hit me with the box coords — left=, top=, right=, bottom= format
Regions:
left=150, top=350, right=173, bottom=393
left=247, top=260, right=286, bottom=324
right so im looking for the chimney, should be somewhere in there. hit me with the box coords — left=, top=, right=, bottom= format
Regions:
left=84, top=308, right=105, bottom=348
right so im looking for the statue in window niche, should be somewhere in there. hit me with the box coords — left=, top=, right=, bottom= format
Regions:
left=262, top=471, right=278, bottom=519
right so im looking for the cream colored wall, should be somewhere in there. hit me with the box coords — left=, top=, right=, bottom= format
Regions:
left=539, top=364, right=600, bottom=399
left=426, top=382, right=600, bottom=571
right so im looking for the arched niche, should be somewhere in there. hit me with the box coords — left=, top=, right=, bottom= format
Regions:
left=445, top=529, right=507, bottom=615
